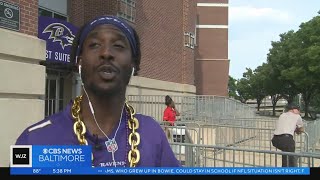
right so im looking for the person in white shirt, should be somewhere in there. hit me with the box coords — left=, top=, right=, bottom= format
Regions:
left=271, top=103, right=304, bottom=167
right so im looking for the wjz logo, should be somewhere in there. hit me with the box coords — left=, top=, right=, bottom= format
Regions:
left=10, top=145, right=32, bottom=167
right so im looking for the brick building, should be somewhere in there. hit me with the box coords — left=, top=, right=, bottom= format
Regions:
left=2, top=0, right=228, bottom=96
left=69, top=0, right=197, bottom=86
left=195, top=0, right=229, bottom=96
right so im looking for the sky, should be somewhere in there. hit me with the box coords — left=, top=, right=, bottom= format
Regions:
left=228, top=0, right=320, bottom=79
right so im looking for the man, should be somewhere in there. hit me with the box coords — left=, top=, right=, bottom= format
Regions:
left=15, top=15, right=181, bottom=167
left=271, top=103, right=304, bottom=167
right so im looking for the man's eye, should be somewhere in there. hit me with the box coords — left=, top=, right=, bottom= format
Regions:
left=88, top=43, right=100, bottom=48
left=114, top=44, right=125, bottom=48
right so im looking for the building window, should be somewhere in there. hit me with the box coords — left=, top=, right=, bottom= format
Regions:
left=184, top=32, right=195, bottom=49
left=39, top=7, right=68, bottom=21
left=117, top=0, right=136, bottom=23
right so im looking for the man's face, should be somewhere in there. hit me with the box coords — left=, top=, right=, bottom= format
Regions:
left=80, top=24, right=134, bottom=95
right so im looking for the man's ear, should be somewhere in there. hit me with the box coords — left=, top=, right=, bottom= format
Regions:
left=77, top=57, right=82, bottom=73
left=76, top=56, right=82, bottom=65
left=131, top=62, right=137, bottom=75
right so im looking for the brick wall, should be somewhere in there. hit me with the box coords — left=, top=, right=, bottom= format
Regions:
left=195, top=0, right=229, bottom=96
left=69, top=0, right=118, bottom=28
left=4, top=0, right=38, bottom=36
left=182, top=0, right=196, bottom=85
left=136, top=0, right=195, bottom=85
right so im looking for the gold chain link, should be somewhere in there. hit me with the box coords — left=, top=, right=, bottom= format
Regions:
left=71, top=95, right=140, bottom=167
left=125, top=100, right=140, bottom=167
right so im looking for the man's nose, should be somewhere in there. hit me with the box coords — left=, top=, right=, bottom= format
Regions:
left=99, top=45, right=114, bottom=60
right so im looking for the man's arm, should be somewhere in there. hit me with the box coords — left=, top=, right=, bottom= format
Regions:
left=295, top=116, right=304, bottom=134
left=295, top=126, right=304, bottom=134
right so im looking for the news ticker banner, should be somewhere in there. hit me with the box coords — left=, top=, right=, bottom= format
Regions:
left=10, top=145, right=310, bottom=175
left=10, top=167, right=310, bottom=175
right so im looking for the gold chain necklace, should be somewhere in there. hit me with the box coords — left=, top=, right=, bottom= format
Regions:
left=71, top=95, right=140, bottom=167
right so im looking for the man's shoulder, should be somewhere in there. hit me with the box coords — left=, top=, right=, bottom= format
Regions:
left=133, top=113, right=167, bottom=143
left=135, top=113, right=164, bottom=128
left=135, top=113, right=158, bottom=123
left=280, top=111, right=292, bottom=117
left=26, top=111, right=69, bottom=133
left=15, top=109, right=73, bottom=145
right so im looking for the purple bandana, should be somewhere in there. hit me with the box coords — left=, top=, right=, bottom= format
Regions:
left=75, top=15, right=137, bottom=60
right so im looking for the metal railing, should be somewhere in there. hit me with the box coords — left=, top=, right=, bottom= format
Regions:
left=164, top=121, right=310, bottom=152
left=45, top=94, right=320, bottom=167
left=171, top=142, right=320, bottom=167
left=127, top=95, right=256, bottom=123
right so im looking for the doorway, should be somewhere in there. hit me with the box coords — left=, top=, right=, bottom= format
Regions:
left=45, top=72, right=64, bottom=117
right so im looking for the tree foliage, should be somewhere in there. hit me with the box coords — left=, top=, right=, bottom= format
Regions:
left=230, top=13, right=320, bottom=118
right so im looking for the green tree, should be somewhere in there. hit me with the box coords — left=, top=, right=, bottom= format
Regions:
left=237, top=70, right=252, bottom=103
left=310, top=89, right=320, bottom=115
left=259, top=63, right=282, bottom=116
left=228, top=75, right=238, bottom=99
left=267, top=31, right=299, bottom=105
left=237, top=68, right=267, bottom=111
left=251, top=66, right=268, bottom=111
left=284, top=15, right=320, bottom=118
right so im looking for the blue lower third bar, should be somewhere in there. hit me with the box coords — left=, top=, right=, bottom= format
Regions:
left=10, top=167, right=310, bottom=175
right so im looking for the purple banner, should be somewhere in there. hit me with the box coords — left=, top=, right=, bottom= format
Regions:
left=38, top=16, right=78, bottom=63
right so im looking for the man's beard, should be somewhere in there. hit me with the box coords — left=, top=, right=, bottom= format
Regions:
left=85, top=72, right=131, bottom=98
left=81, top=66, right=131, bottom=98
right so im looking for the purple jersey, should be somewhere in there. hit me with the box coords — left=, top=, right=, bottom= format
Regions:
left=15, top=102, right=181, bottom=167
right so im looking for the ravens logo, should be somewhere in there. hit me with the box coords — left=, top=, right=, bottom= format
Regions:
left=43, top=23, right=75, bottom=50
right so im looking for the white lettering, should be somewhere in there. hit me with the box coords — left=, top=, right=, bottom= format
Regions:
left=99, top=161, right=126, bottom=167
left=38, top=155, right=85, bottom=162
left=55, top=52, right=70, bottom=62
left=4, top=2, right=19, bottom=10
left=115, top=168, right=128, bottom=173
left=46, top=50, right=52, bottom=59
left=48, top=148, right=61, bottom=154
left=15, top=154, right=26, bottom=158
left=158, top=168, right=174, bottom=174
left=62, top=148, right=82, bottom=154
